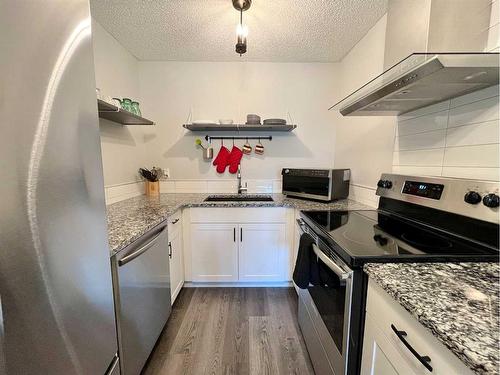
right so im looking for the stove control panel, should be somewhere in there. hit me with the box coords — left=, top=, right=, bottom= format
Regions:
left=376, top=173, right=500, bottom=224
left=402, top=180, right=444, bottom=200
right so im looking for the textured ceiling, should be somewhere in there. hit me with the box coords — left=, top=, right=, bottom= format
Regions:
left=90, top=0, right=387, bottom=62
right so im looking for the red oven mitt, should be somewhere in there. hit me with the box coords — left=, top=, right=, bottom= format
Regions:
left=213, top=145, right=230, bottom=173
left=228, top=146, right=243, bottom=174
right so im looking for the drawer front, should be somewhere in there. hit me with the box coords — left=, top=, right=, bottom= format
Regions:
left=167, top=210, right=182, bottom=235
left=189, top=207, right=288, bottom=223
left=365, top=280, right=474, bottom=375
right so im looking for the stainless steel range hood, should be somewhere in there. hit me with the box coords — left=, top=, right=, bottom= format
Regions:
left=330, top=53, right=499, bottom=116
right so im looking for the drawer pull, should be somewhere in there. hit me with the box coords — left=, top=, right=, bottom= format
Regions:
left=168, top=241, right=172, bottom=259
left=171, top=218, right=180, bottom=224
left=391, top=324, right=433, bottom=372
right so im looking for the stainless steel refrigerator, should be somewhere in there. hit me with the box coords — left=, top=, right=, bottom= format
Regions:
left=0, top=1, right=119, bottom=374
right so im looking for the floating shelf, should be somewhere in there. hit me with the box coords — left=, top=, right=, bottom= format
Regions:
left=97, top=99, right=155, bottom=125
left=183, top=123, right=296, bottom=132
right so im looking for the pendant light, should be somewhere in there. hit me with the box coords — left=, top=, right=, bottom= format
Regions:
left=232, top=0, right=251, bottom=56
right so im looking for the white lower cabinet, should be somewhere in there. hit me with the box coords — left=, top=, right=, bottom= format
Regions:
left=361, top=280, right=474, bottom=375
left=190, top=223, right=239, bottom=282
left=187, top=208, right=291, bottom=283
left=168, top=211, right=184, bottom=304
left=168, top=226, right=183, bottom=303
left=238, top=223, right=287, bottom=281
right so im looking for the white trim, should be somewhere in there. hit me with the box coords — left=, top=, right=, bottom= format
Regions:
left=183, top=281, right=292, bottom=288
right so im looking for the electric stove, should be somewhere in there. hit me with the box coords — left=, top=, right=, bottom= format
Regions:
left=295, top=174, right=499, bottom=375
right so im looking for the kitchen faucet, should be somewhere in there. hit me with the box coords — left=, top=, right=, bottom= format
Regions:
left=237, top=164, right=247, bottom=194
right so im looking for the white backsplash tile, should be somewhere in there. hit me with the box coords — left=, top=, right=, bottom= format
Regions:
left=443, top=144, right=499, bottom=168
left=397, top=109, right=448, bottom=136
left=441, top=167, right=500, bottom=181
left=207, top=180, right=238, bottom=193
left=174, top=180, right=208, bottom=193
left=392, top=149, right=444, bottom=167
left=392, top=165, right=443, bottom=177
left=445, top=120, right=499, bottom=147
left=105, top=181, right=143, bottom=205
left=395, top=130, right=446, bottom=151
left=393, top=86, right=500, bottom=182
left=448, top=96, right=499, bottom=128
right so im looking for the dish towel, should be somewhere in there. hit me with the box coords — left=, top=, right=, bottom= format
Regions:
left=213, top=145, right=231, bottom=173
left=293, top=233, right=320, bottom=289
left=228, top=146, right=243, bottom=174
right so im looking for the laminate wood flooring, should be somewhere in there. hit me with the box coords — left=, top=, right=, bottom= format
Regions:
left=142, top=287, right=315, bottom=375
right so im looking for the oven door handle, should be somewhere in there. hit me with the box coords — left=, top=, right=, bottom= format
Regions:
left=312, top=243, right=351, bottom=280
left=296, top=218, right=307, bottom=232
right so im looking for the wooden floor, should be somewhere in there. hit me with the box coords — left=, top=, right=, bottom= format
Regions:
left=143, top=287, right=315, bottom=375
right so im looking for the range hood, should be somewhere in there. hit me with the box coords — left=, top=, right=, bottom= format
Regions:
left=330, top=53, right=499, bottom=116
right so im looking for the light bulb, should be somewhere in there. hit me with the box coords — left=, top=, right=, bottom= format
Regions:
left=236, top=24, right=248, bottom=38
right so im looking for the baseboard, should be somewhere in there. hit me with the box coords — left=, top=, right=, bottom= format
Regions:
left=183, top=281, right=293, bottom=288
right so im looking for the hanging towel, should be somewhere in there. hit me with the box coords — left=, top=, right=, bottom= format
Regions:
left=293, top=233, right=320, bottom=289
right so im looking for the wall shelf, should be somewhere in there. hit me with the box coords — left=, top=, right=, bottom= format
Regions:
left=183, top=123, right=296, bottom=132
left=97, top=99, right=155, bottom=125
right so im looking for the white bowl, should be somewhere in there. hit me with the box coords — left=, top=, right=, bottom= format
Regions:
left=219, top=119, right=234, bottom=125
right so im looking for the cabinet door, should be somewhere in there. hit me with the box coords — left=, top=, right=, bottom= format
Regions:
left=238, top=223, right=287, bottom=281
left=190, top=224, right=238, bottom=282
left=169, top=227, right=184, bottom=304
left=361, top=313, right=411, bottom=375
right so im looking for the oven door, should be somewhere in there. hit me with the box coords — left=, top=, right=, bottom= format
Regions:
left=298, top=239, right=353, bottom=375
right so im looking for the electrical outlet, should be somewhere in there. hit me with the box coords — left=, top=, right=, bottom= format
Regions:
left=164, top=168, right=170, bottom=178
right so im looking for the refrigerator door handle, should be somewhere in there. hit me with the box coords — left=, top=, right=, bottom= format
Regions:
left=119, top=226, right=167, bottom=266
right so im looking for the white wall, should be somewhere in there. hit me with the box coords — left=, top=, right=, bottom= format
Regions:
left=92, top=20, right=150, bottom=197
left=138, top=61, right=339, bottom=184
left=334, top=15, right=396, bottom=207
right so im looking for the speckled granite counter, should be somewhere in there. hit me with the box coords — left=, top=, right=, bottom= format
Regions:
left=364, top=263, right=499, bottom=375
left=106, top=193, right=371, bottom=256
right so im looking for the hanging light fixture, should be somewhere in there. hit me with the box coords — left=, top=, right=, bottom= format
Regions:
left=232, top=0, right=251, bottom=56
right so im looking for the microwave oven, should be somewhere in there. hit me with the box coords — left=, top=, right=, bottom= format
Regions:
left=281, top=168, right=350, bottom=201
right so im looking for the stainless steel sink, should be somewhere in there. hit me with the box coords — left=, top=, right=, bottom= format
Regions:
left=204, top=195, right=274, bottom=202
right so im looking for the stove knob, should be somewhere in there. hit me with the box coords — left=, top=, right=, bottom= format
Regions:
left=464, top=191, right=482, bottom=204
left=377, top=180, right=393, bottom=189
left=483, top=193, right=500, bottom=208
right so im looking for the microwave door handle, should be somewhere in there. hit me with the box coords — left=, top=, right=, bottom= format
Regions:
left=118, top=226, right=166, bottom=266
left=312, top=243, right=351, bottom=280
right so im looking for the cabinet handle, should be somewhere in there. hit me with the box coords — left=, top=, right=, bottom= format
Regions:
left=171, top=218, right=179, bottom=224
left=240, top=227, right=242, bottom=242
left=168, top=241, right=172, bottom=259
left=233, top=227, right=236, bottom=242
left=391, top=324, right=433, bottom=372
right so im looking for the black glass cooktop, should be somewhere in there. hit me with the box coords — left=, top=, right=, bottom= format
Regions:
left=301, top=210, right=499, bottom=267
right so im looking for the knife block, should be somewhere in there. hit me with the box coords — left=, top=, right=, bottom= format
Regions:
left=145, top=181, right=160, bottom=197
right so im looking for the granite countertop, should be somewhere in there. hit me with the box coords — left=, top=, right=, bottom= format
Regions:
left=106, top=193, right=372, bottom=256
left=364, top=263, right=499, bottom=375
